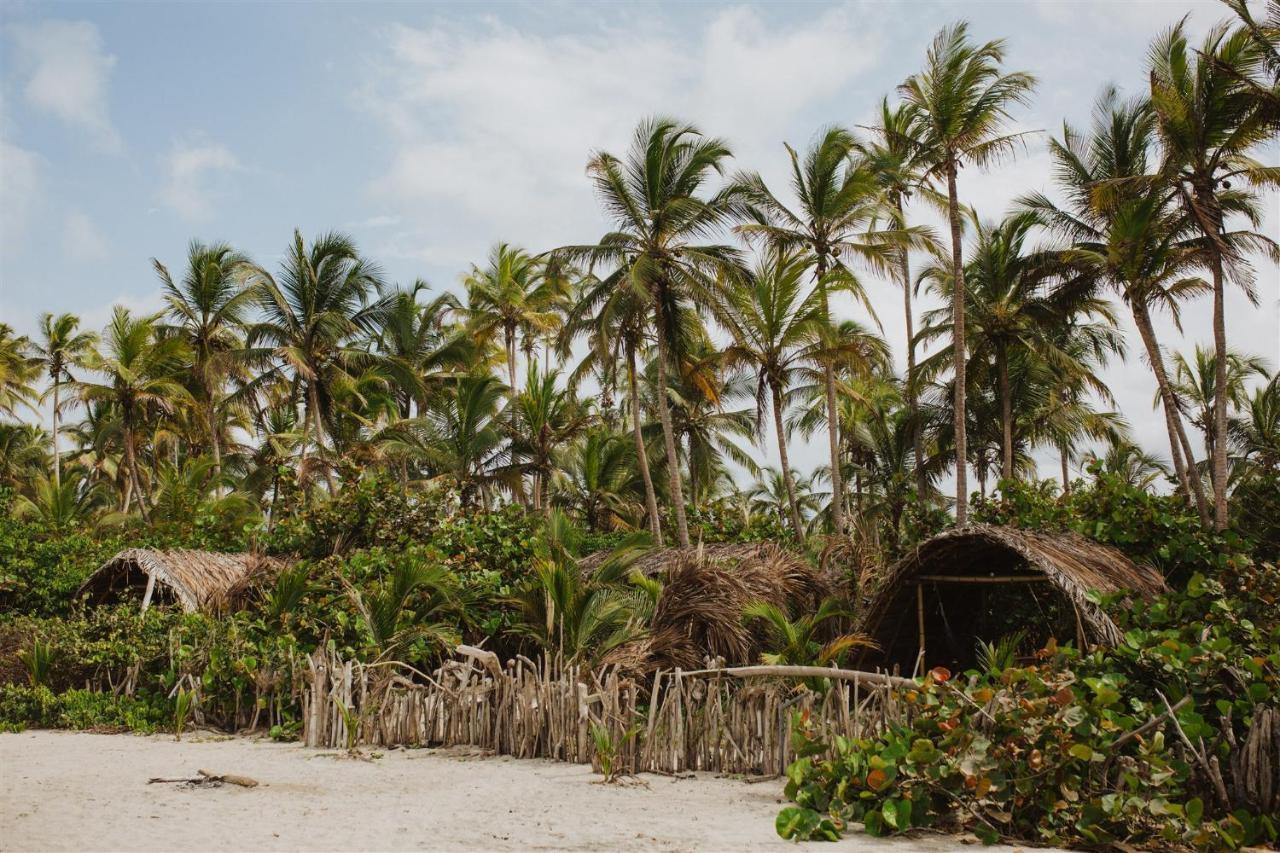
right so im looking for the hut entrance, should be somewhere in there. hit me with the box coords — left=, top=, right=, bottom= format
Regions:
left=855, top=525, right=1167, bottom=675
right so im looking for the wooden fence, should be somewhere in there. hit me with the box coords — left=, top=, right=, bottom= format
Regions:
left=301, top=647, right=912, bottom=777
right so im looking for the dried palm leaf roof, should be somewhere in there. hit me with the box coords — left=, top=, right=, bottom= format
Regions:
left=78, top=549, right=289, bottom=613
left=857, top=524, right=1167, bottom=649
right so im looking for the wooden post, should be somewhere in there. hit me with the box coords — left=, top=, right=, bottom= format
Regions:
left=140, top=572, right=156, bottom=613
left=915, top=582, right=926, bottom=675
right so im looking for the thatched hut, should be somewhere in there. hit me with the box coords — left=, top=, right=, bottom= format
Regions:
left=78, top=549, right=287, bottom=613
left=855, top=524, right=1167, bottom=673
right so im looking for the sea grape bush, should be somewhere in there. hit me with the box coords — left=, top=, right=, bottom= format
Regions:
left=777, top=562, right=1280, bottom=850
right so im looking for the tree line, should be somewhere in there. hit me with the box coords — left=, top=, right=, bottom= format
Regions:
left=1, top=6, right=1277, bottom=547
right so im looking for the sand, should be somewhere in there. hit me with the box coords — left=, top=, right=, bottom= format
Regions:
left=0, top=731, right=1017, bottom=852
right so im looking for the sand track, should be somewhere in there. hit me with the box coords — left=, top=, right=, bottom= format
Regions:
left=1, top=731, right=1013, bottom=851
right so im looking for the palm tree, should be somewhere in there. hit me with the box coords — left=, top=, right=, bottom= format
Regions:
left=917, top=210, right=1118, bottom=483
left=154, top=241, right=255, bottom=488
left=1167, top=345, right=1268, bottom=488
left=720, top=248, right=829, bottom=538
left=862, top=98, right=939, bottom=498
left=742, top=598, right=870, bottom=669
left=1147, top=20, right=1280, bottom=529
left=899, top=21, right=1037, bottom=524
left=0, top=423, right=48, bottom=491
left=1083, top=441, right=1170, bottom=490
left=464, top=243, right=560, bottom=400
left=30, top=313, right=96, bottom=487
left=556, top=428, right=644, bottom=532
left=559, top=270, right=664, bottom=542
left=1232, top=372, right=1280, bottom=476
left=1021, top=87, right=1213, bottom=520
left=373, top=281, right=470, bottom=419
left=555, top=118, right=746, bottom=547
left=13, top=470, right=107, bottom=528
left=733, top=127, right=914, bottom=534
left=75, top=308, right=190, bottom=521
left=413, top=373, right=509, bottom=508
left=509, top=364, right=593, bottom=515
left=0, top=324, right=39, bottom=419
left=247, top=230, right=388, bottom=490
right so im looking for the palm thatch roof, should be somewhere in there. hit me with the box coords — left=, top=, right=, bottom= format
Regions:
left=856, top=524, right=1167, bottom=666
left=79, top=549, right=289, bottom=613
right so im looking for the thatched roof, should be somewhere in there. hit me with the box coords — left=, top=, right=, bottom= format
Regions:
left=858, top=524, right=1167, bottom=653
left=578, top=542, right=785, bottom=577
left=79, top=549, right=288, bottom=613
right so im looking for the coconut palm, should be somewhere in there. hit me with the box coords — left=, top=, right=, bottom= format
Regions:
left=13, top=470, right=107, bottom=528
left=0, top=324, right=39, bottom=419
left=899, top=21, right=1037, bottom=524
left=733, top=128, right=912, bottom=534
left=0, top=423, right=48, bottom=491
left=1231, top=372, right=1280, bottom=476
left=720, top=248, right=829, bottom=538
left=508, top=364, right=593, bottom=515
left=154, top=241, right=255, bottom=487
left=372, top=281, right=470, bottom=419
left=559, top=271, right=664, bottom=541
left=1021, top=87, right=1214, bottom=520
left=555, top=118, right=747, bottom=547
left=30, top=313, right=96, bottom=486
left=411, top=373, right=509, bottom=508
left=75, top=308, right=190, bottom=521
left=247, top=230, right=388, bottom=489
left=1167, top=345, right=1269, bottom=486
left=1147, top=20, right=1280, bottom=529
left=1084, top=441, right=1171, bottom=491
left=555, top=428, right=644, bottom=532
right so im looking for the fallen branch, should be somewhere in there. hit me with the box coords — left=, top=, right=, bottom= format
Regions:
left=147, top=769, right=259, bottom=789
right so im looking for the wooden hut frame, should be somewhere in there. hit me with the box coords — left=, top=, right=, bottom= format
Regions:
left=856, top=525, right=1167, bottom=671
left=78, top=549, right=287, bottom=613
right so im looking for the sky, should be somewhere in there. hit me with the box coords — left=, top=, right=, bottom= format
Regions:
left=1, top=0, right=1277, bottom=487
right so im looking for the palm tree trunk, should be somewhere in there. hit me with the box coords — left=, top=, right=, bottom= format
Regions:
left=123, top=423, right=151, bottom=523
left=998, top=346, right=1013, bottom=483
left=52, top=379, right=61, bottom=488
left=771, top=382, right=805, bottom=539
left=1133, top=303, right=1210, bottom=522
left=209, top=403, right=224, bottom=499
left=1188, top=185, right=1230, bottom=530
left=652, top=305, right=691, bottom=547
left=815, top=254, right=845, bottom=536
left=627, top=343, right=663, bottom=544
left=945, top=161, right=969, bottom=525
left=1060, top=443, right=1071, bottom=497
left=896, top=196, right=927, bottom=499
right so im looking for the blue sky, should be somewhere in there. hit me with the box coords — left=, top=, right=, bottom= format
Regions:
left=1, top=0, right=1276, bottom=479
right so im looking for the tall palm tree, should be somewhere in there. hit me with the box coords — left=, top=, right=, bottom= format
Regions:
left=247, top=230, right=388, bottom=490
left=899, top=21, right=1037, bottom=524
left=154, top=241, right=255, bottom=489
left=720, top=248, right=827, bottom=538
left=1147, top=20, right=1280, bottom=529
left=559, top=269, right=664, bottom=542
left=75, top=308, right=190, bottom=521
left=31, top=313, right=96, bottom=487
left=1021, top=88, right=1214, bottom=520
left=862, top=98, right=939, bottom=498
left=555, top=118, right=746, bottom=546
left=733, top=127, right=913, bottom=534
left=917, top=210, right=1118, bottom=483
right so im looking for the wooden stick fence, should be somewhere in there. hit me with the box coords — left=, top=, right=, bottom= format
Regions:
left=302, top=647, right=910, bottom=776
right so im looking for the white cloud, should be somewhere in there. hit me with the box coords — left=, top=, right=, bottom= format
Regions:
left=0, top=139, right=45, bottom=249
left=361, top=5, right=882, bottom=265
left=62, top=209, right=108, bottom=260
left=7, top=19, right=121, bottom=151
left=158, top=138, right=241, bottom=220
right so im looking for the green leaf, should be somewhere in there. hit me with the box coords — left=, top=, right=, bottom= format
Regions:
left=1068, top=743, right=1094, bottom=761
left=1185, top=797, right=1204, bottom=827
left=882, top=799, right=901, bottom=830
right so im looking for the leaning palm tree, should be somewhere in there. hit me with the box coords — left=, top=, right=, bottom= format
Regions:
left=720, top=249, right=830, bottom=538
left=154, top=241, right=255, bottom=488
left=247, top=230, right=388, bottom=490
left=31, top=313, right=96, bottom=487
left=75, top=308, right=190, bottom=521
left=1147, top=20, right=1280, bottom=529
left=553, top=118, right=746, bottom=547
left=899, top=21, right=1037, bottom=524
left=1021, top=87, right=1213, bottom=521
left=733, top=128, right=910, bottom=534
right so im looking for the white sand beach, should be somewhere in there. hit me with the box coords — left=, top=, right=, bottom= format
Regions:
left=0, top=731, right=1022, bottom=852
